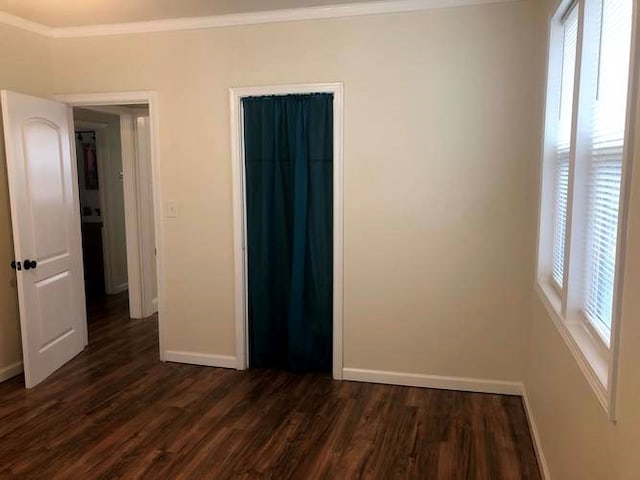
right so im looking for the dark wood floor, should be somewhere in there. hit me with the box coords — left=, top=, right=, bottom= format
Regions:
left=0, top=295, right=541, bottom=479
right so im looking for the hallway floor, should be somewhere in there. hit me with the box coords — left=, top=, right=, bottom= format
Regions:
left=0, top=297, right=540, bottom=479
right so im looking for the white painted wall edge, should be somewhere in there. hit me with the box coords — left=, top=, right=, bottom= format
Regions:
left=343, top=368, right=524, bottom=395
left=522, top=388, right=551, bottom=480
left=120, top=113, right=145, bottom=320
left=0, top=361, right=23, bottom=383
left=164, top=351, right=237, bottom=369
left=0, top=0, right=522, bottom=38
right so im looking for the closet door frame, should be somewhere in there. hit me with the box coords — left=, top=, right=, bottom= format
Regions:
left=229, top=82, right=344, bottom=380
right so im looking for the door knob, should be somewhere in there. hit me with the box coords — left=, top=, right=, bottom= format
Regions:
left=23, top=259, right=37, bottom=270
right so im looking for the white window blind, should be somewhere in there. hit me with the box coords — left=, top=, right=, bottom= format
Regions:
left=583, top=0, right=633, bottom=338
left=552, top=5, right=579, bottom=288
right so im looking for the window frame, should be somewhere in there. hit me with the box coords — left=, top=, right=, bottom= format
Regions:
left=536, top=0, right=638, bottom=421
left=550, top=2, right=578, bottom=294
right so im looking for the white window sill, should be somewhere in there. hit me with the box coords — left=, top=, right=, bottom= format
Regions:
left=536, top=281, right=610, bottom=414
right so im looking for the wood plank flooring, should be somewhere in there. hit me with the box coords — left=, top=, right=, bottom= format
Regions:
left=0, top=294, right=541, bottom=479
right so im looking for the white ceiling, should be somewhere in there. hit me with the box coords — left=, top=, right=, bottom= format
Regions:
left=0, top=0, right=382, bottom=27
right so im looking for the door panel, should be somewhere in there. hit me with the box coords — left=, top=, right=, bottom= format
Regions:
left=1, top=90, right=87, bottom=388
left=23, top=119, right=69, bottom=259
left=35, top=271, right=74, bottom=351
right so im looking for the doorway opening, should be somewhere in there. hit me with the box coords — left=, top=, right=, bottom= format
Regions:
left=230, top=83, right=344, bottom=379
left=72, top=104, right=158, bottom=340
left=1, top=90, right=164, bottom=388
left=56, top=92, right=165, bottom=369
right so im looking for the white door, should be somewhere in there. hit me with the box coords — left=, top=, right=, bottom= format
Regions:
left=1, top=90, right=87, bottom=388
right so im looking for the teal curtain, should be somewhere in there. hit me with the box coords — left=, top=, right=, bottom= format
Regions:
left=243, top=93, right=333, bottom=373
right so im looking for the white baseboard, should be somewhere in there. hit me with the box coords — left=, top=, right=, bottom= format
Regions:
left=0, top=361, right=23, bottom=383
left=164, top=350, right=237, bottom=369
left=342, top=368, right=524, bottom=396
left=522, top=388, right=551, bottom=480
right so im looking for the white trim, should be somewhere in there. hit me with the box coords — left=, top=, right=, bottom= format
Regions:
left=0, top=0, right=521, bottom=39
left=535, top=0, right=640, bottom=423
left=606, top=0, right=640, bottom=423
left=55, top=91, right=167, bottom=361
left=66, top=107, right=90, bottom=349
left=164, top=351, right=237, bottom=369
left=230, top=91, right=247, bottom=371
left=119, top=112, right=144, bottom=319
left=332, top=86, right=345, bottom=381
left=0, top=361, right=24, bottom=383
left=0, top=11, right=52, bottom=37
left=230, top=82, right=344, bottom=379
left=534, top=0, right=564, bottom=293
left=56, top=92, right=152, bottom=106
left=77, top=105, right=146, bottom=117
left=536, top=283, right=609, bottom=410
left=522, top=388, right=551, bottom=480
left=342, top=368, right=524, bottom=395
left=133, top=113, right=158, bottom=317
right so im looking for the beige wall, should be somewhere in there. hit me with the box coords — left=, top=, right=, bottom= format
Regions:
left=51, top=1, right=545, bottom=379
left=0, top=24, right=52, bottom=373
left=526, top=158, right=640, bottom=479
left=524, top=0, right=640, bottom=478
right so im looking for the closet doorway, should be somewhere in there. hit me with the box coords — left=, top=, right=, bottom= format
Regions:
left=230, top=83, right=344, bottom=379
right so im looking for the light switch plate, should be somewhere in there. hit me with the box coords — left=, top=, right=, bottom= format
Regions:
left=167, top=201, right=178, bottom=218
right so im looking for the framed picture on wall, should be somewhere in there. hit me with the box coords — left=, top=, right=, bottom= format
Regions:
left=77, top=131, right=99, bottom=190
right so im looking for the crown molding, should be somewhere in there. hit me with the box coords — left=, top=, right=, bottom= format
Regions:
left=0, top=0, right=521, bottom=39
left=0, top=11, right=53, bottom=37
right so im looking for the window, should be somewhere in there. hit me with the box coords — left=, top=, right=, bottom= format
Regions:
left=552, top=5, right=579, bottom=290
left=538, top=0, right=635, bottom=414
left=583, top=0, right=633, bottom=341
